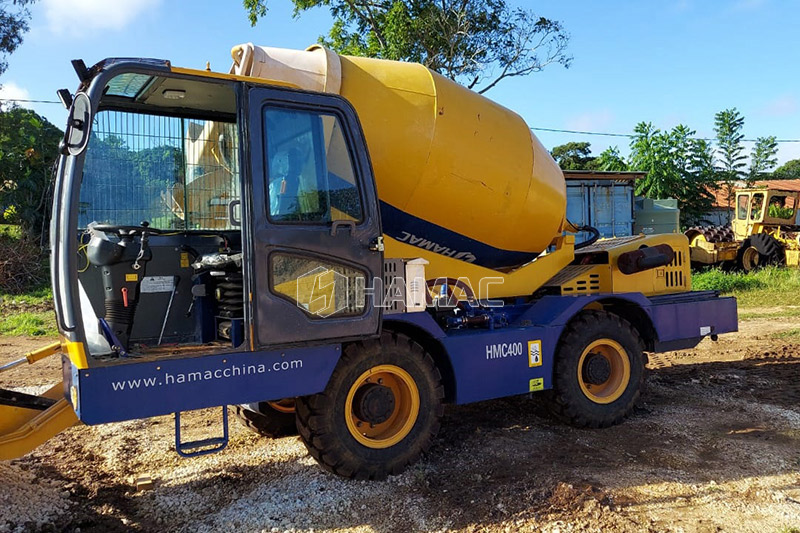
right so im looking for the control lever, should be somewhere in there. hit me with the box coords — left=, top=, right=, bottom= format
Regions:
left=157, top=276, right=179, bottom=345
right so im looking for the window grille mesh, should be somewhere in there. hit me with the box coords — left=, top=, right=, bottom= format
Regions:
left=79, top=110, right=240, bottom=231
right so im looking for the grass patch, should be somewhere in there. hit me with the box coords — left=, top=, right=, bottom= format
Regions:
left=769, top=328, right=800, bottom=341
left=739, top=308, right=800, bottom=320
left=0, top=311, right=57, bottom=336
left=0, top=276, right=55, bottom=336
left=0, top=284, right=53, bottom=308
left=692, top=269, right=765, bottom=293
left=692, top=267, right=800, bottom=309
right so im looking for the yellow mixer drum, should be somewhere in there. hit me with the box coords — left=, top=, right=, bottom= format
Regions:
left=232, top=44, right=567, bottom=269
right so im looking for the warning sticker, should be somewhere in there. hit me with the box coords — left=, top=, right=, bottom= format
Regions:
left=529, top=378, right=544, bottom=392
left=141, top=276, right=175, bottom=293
left=528, top=340, right=542, bottom=367
left=125, top=273, right=138, bottom=282
left=180, top=252, right=190, bottom=268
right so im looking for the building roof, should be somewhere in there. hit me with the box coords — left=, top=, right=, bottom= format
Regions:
left=708, top=179, right=800, bottom=209
left=562, top=170, right=646, bottom=181
left=709, top=185, right=734, bottom=209
left=755, top=179, right=800, bottom=192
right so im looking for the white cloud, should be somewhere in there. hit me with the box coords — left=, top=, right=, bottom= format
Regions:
left=41, top=0, right=161, bottom=34
left=565, top=110, right=615, bottom=133
left=758, top=94, right=798, bottom=117
left=0, top=82, right=31, bottom=109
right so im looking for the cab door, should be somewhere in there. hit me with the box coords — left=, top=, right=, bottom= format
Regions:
left=243, top=86, right=383, bottom=348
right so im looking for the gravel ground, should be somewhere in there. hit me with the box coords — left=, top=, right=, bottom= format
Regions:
left=1, top=315, right=800, bottom=532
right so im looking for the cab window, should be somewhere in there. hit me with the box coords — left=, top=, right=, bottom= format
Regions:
left=767, top=195, right=795, bottom=220
left=750, top=193, right=764, bottom=220
left=79, top=111, right=240, bottom=230
left=264, top=107, right=363, bottom=224
left=737, top=195, right=749, bottom=220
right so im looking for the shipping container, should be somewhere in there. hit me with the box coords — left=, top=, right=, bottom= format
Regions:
left=563, top=171, right=644, bottom=244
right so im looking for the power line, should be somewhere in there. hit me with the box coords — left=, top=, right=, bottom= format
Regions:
left=531, top=126, right=800, bottom=143
left=532, top=126, right=632, bottom=139
left=2, top=98, right=798, bottom=143
left=0, top=98, right=61, bottom=104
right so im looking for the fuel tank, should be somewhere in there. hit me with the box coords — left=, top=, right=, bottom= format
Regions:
left=231, top=44, right=567, bottom=270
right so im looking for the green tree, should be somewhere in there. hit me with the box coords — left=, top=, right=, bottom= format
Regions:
left=682, top=137, right=717, bottom=224
left=0, top=0, right=36, bottom=77
left=595, top=146, right=627, bottom=171
left=629, top=122, right=676, bottom=200
left=243, top=0, right=571, bottom=93
left=748, top=136, right=778, bottom=184
left=0, top=106, right=62, bottom=239
left=713, top=107, right=746, bottom=211
left=629, top=122, right=715, bottom=225
left=550, top=141, right=596, bottom=170
left=773, top=158, right=800, bottom=179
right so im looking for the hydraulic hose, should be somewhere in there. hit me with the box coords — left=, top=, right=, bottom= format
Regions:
left=566, top=220, right=601, bottom=250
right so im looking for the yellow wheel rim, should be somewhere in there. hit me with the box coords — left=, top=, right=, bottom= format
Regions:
left=577, top=339, right=631, bottom=404
left=267, top=398, right=295, bottom=414
left=345, top=364, right=420, bottom=449
left=742, top=246, right=759, bottom=271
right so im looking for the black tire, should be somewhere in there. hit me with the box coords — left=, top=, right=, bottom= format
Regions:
left=750, top=233, right=785, bottom=266
left=295, top=331, right=444, bottom=480
left=232, top=401, right=297, bottom=438
left=736, top=237, right=760, bottom=272
left=546, top=310, right=645, bottom=428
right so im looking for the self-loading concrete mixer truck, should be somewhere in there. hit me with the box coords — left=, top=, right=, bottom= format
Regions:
left=0, top=44, right=737, bottom=479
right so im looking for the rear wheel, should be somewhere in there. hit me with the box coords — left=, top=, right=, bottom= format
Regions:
left=736, top=233, right=784, bottom=272
left=232, top=400, right=297, bottom=438
left=296, top=332, right=444, bottom=480
left=546, top=310, right=645, bottom=428
left=750, top=233, right=785, bottom=266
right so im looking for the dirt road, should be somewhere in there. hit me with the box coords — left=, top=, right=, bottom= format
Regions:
left=1, top=314, right=799, bottom=533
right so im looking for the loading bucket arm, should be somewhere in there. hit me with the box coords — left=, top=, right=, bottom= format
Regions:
left=0, top=343, right=79, bottom=460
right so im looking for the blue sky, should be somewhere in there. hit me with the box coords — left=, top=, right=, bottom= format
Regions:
left=2, top=0, right=799, bottom=165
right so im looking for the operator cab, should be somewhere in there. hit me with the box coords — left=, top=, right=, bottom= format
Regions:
left=75, top=71, right=244, bottom=359
left=733, top=188, right=799, bottom=240
left=52, top=59, right=383, bottom=366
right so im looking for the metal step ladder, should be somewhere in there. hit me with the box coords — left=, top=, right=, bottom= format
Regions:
left=174, top=406, right=229, bottom=457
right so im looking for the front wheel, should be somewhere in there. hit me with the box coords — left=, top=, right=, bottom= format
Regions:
left=232, top=399, right=297, bottom=438
left=736, top=238, right=761, bottom=272
left=546, top=310, right=645, bottom=428
left=295, top=332, right=444, bottom=480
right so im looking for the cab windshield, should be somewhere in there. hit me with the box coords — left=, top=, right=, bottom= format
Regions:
left=78, top=71, right=239, bottom=231
left=79, top=111, right=239, bottom=230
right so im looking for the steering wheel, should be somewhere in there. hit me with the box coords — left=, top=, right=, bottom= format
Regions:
left=92, top=222, right=164, bottom=236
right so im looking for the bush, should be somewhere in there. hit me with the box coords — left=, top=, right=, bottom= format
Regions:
left=0, top=228, right=48, bottom=294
